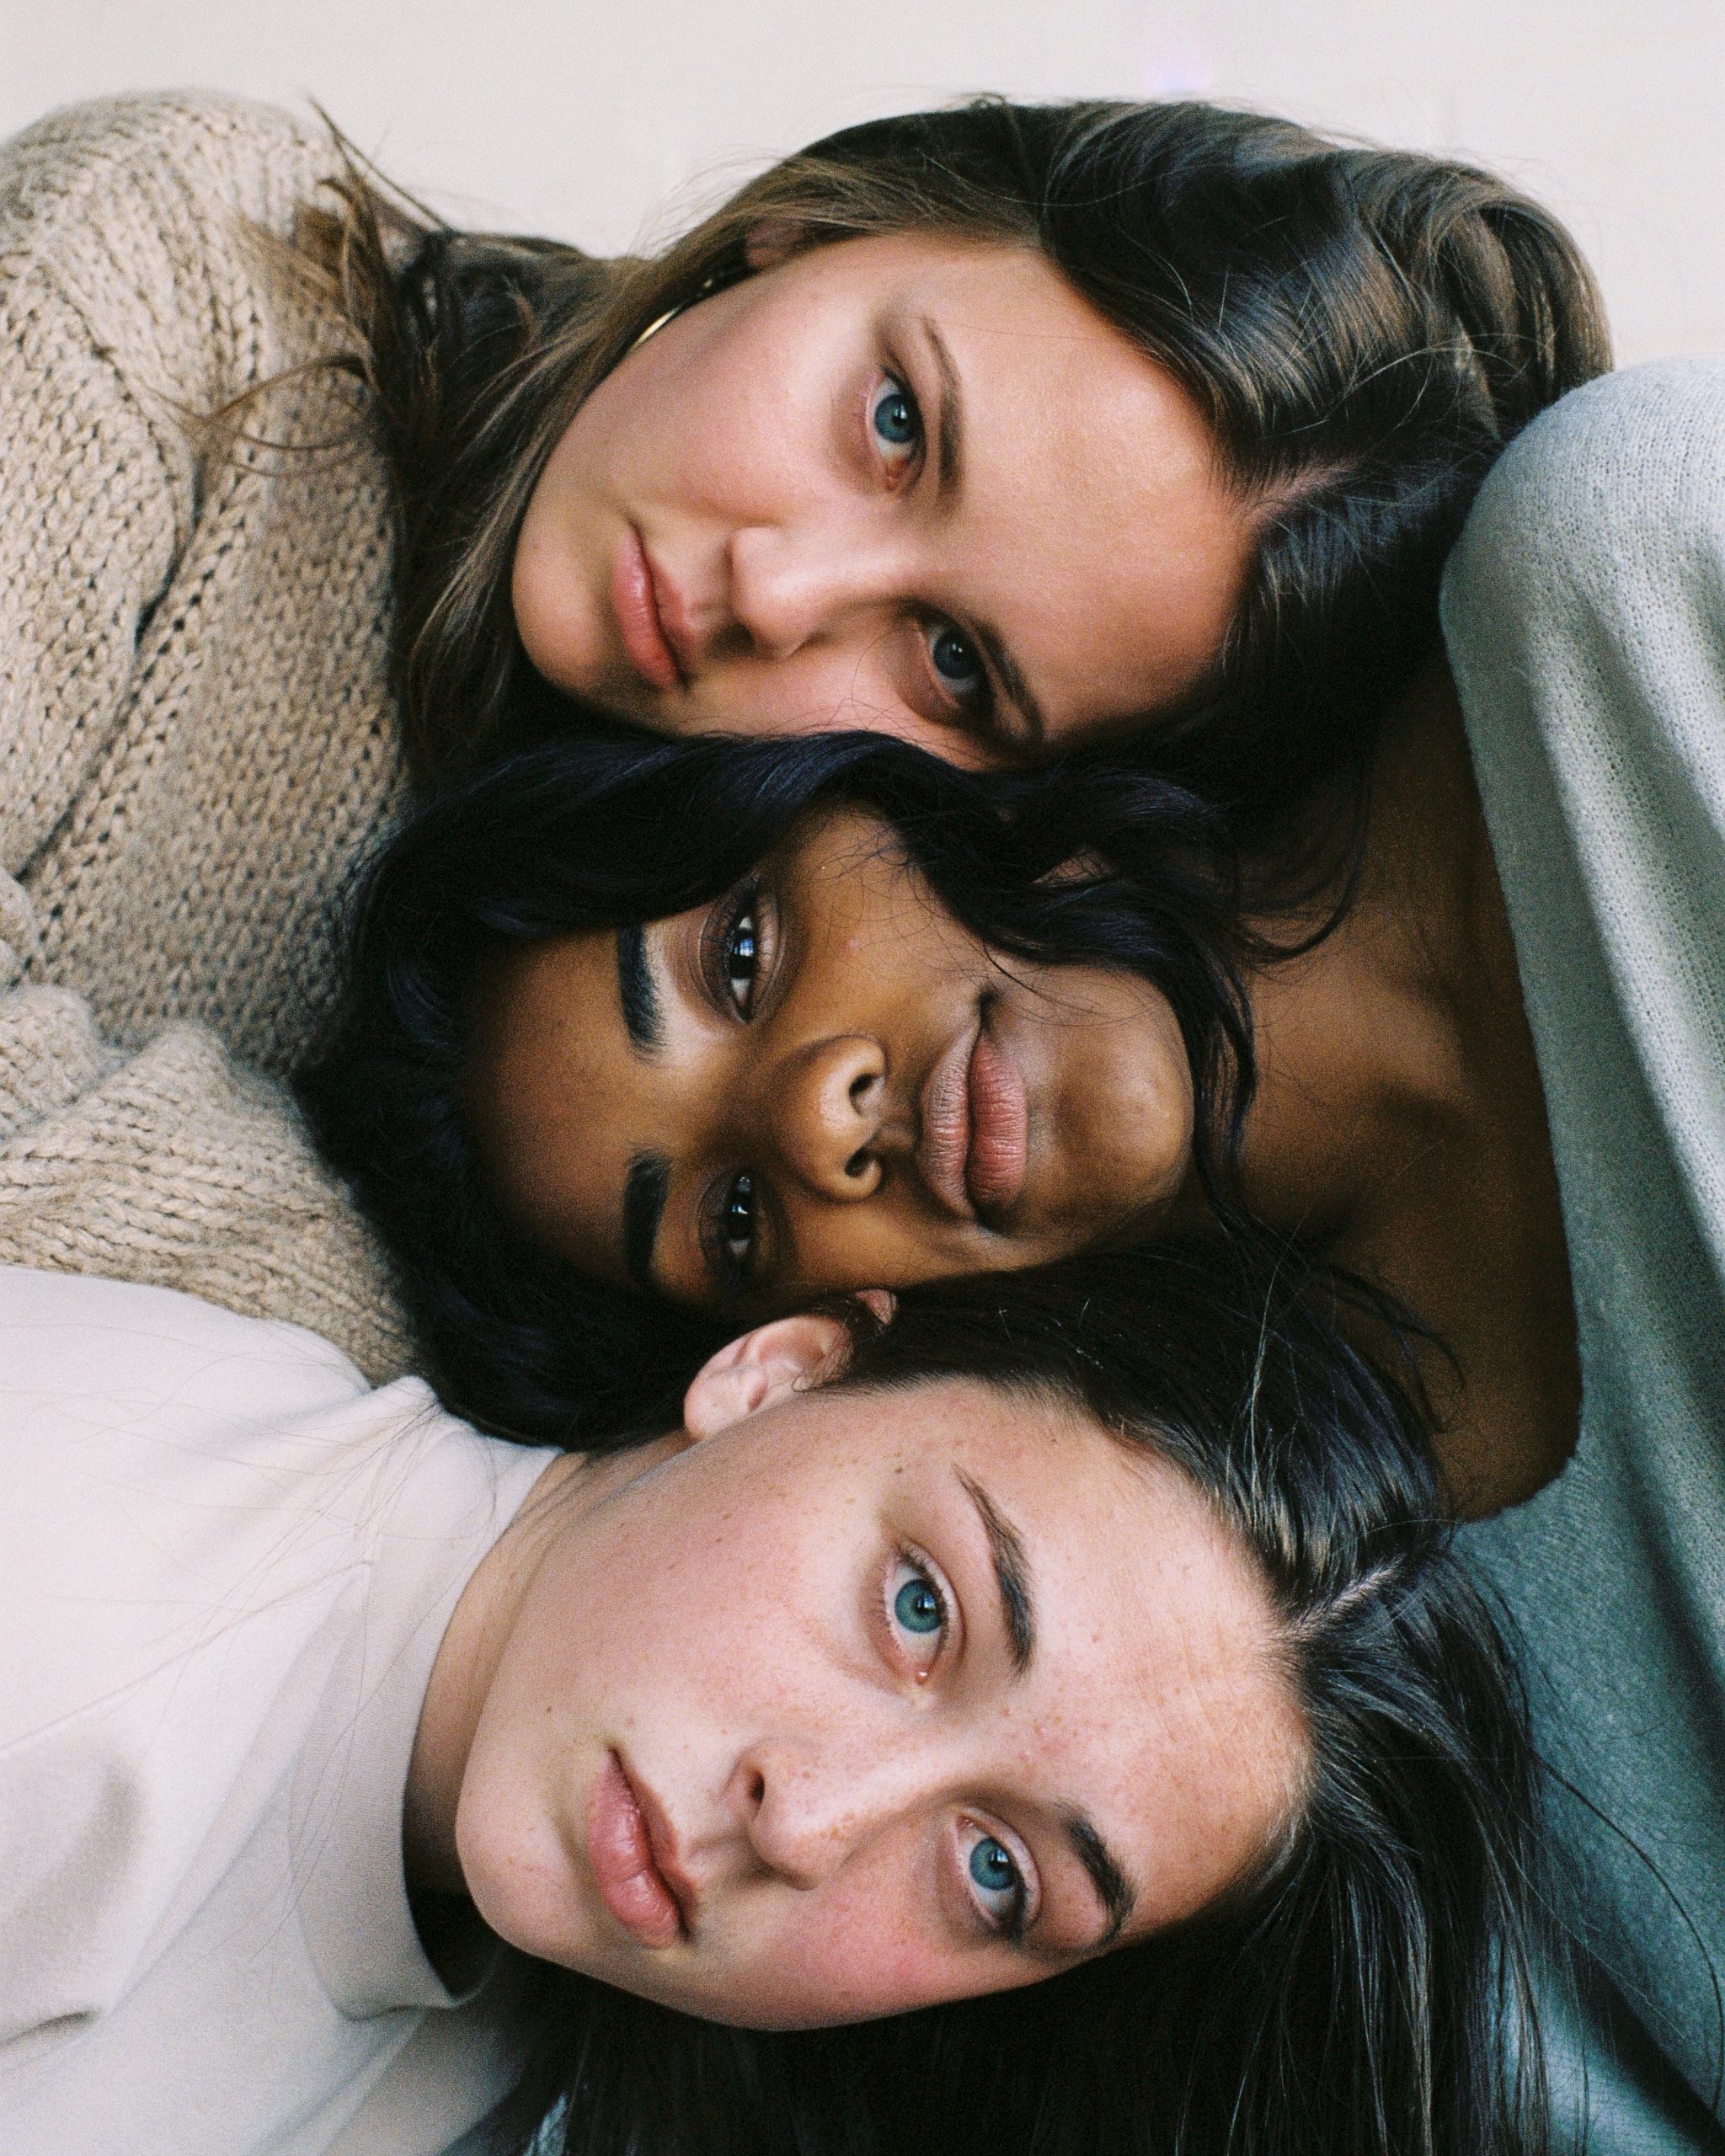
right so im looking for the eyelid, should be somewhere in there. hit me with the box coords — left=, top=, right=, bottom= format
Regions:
left=954, top=1814, right=1039, bottom=1944
left=867, top=364, right=925, bottom=486
left=882, top=1542, right=962, bottom=1678
left=697, top=875, right=773, bottom=1021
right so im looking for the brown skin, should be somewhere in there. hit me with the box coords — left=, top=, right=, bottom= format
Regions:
left=1239, top=662, right=1579, bottom=1513
left=470, top=811, right=1198, bottom=1312
left=470, top=662, right=1577, bottom=1518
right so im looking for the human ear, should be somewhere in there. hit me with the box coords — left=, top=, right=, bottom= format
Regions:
left=682, top=1312, right=854, bottom=1439
left=741, top=216, right=808, bottom=273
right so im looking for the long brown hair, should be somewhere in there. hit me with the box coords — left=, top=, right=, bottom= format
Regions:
left=296, top=98, right=1609, bottom=821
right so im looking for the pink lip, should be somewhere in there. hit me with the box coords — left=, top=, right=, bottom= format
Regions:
left=610, top=528, right=686, bottom=692
left=917, top=1011, right=1029, bottom=1220
left=587, top=1750, right=693, bottom=1948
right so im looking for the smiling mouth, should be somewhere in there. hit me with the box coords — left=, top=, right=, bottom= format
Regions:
left=917, top=1006, right=1030, bottom=1221
left=588, top=1749, right=694, bottom=1948
left=611, top=528, right=686, bottom=692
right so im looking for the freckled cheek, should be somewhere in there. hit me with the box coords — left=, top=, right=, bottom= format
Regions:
left=727, top=1863, right=964, bottom=2026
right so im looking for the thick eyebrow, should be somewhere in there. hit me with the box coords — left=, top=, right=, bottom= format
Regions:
left=957, top=1469, right=1033, bottom=1673
left=955, top=1470, right=1136, bottom=1951
left=922, top=316, right=965, bottom=501
left=622, top=1152, right=670, bottom=1293
left=1062, top=1810, right=1136, bottom=1952
left=615, top=924, right=663, bottom=1054
left=921, top=319, right=1049, bottom=753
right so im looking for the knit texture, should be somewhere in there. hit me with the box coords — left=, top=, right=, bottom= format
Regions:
left=1445, top=361, right=1725, bottom=2149
left=0, top=93, right=414, bottom=1367
left=1, top=90, right=404, bottom=1075
left=0, top=973, right=412, bottom=1385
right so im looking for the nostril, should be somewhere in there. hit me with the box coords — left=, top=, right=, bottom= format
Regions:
left=848, top=1069, right=875, bottom=1109
left=845, top=1148, right=870, bottom=1181
left=747, top=1769, right=765, bottom=1808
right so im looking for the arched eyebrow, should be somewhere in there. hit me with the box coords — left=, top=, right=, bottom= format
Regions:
left=920, top=319, right=1049, bottom=752
left=956, top=1468, right=1138, bottom=1952
left=616, top=924, right=664, bottom=1054
left=1063, top=1811, right=1135, bottom=1951
left=958, top=1469, right=1033, bottom=1672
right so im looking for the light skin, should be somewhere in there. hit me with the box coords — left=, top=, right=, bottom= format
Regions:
left=405, top=1315, right=1305, bottom=2030
left=511, top=231, right=1255, bottom=767
left=468, top=806, right=1199, bottom=1313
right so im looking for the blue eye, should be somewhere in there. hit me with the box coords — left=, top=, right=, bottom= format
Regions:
left=969, top=1836, right=1017, bottom=1894
left=964, top=1828, right=1028, bottom=1935
left=894, top=1572, right=944, bottom=1635
left=927, top=622, right=985, bottom=704
left=872, top=375, right=921, bottom=463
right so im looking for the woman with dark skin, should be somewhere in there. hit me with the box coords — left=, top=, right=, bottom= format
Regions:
left=317, top=663, right=1570, bottom=1514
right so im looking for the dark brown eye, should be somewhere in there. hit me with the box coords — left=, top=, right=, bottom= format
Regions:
left=721, top=1172, right=756, bottom=1264
left=724, top=908, right=758, bottom=1014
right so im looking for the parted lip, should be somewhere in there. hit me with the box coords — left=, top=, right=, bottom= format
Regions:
left=611, top=526, right=686, bottom=691
left=628, top=1755, right=699, bottom=1934
left=588, top=1748, right=698, bottom=1948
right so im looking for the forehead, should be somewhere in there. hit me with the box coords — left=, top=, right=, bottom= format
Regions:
left=768, top=232, right=1249, bottom=721
left=769, top=1374, right=1307, bottom=1922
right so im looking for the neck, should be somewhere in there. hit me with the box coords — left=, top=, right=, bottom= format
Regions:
left=1236, top=658, right=1579, bottom=1513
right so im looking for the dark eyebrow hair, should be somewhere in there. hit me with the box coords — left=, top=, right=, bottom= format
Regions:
left=923, top=316, right=964, bottom=502
left=921, top=319, right=1049, bottom=754
left=957, top=1469, right=1033, bottom=1673
left=622, top=1152, right=670, bottom=1292
left=616, top=924, right=663, bottom=1054
left=1062, top=1809, right=1136, bottom=1952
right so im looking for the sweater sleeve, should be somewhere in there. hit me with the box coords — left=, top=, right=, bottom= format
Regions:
left=0, top=92, right=354, bottom=905
left=1441, top=360, right=1725, bottom=1288
left=0, top=981, right=414, bottom=1385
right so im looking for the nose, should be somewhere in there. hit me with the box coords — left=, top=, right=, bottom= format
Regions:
left=726, top=519, right=905, bottom=663
left=725, top=1733, right=939, bottom=1891
left=764, top=1036, right=889, bottom=1199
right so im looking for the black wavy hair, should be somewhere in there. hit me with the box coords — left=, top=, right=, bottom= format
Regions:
left=302, top=724, right=1260, bottom=1446
left=482, top=1239, right=1551, bottom=2156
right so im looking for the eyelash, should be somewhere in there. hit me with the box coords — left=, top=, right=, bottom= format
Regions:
left=868, top=369, right=998, bottom=734
left=702, top=877, right=766, bottom=1020
left=697, top=879, right=768, bottom=1294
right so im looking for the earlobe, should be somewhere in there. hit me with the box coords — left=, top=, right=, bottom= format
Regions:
left=682, top=1312, right=855, bottom=1439
left=741, top=215, right=807, bottom=273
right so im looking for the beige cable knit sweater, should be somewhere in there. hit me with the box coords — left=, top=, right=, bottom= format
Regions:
left=0, top=92, right=414, bottom=1374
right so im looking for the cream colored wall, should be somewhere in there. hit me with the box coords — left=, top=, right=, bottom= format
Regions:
left=2, top=0, right=1718, bottom=364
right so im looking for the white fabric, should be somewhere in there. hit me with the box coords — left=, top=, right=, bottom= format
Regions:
left=0, top=1266, right=557, bottom=2155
